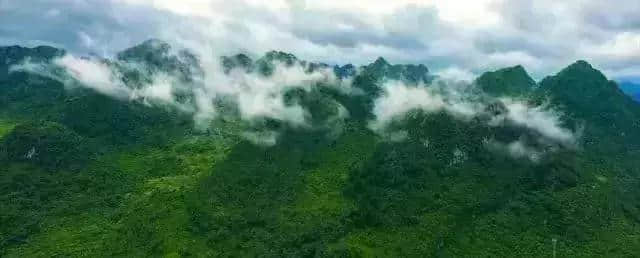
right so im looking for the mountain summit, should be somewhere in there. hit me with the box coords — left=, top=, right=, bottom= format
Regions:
left=538, top=60, right=640, bottom=152
left=475, top=65, right=535, bottom=97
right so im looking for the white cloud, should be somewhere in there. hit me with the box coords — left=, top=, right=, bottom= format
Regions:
left=369, top=79, right=485, bottom=132
left=54, top=55, right=132, bottom=99
left=12, top=45, right=348, bottom=143
left=369, top=81, right=445, bottom=132
left=492, top=99, right=576, bottom=145
left=369, top=80, right=578, bottom=155
left=132, top=75, right=176, bottom=103
left=188, top=50, right=344, bottom=127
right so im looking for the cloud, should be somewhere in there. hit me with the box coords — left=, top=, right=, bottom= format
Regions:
left=369, top=79, right=485, bottom=133
left=11, top=45, right=349, bottom=144
left=189, top=52, right=346, bottom=128
left=490, top=99, right=576, bottom=146
left=55, top=55, right=132, bottom=99
left=12, top=54, right=192, bottom=109
left=368, top=79, right=578, bottom=159
left=3, top=0, right=640, bottom=80
left=368, top=81, right=445, bottom=132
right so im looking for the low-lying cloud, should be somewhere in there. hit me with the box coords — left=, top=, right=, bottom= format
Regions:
left=369, top=81, right=445, bottom=132
left=11, top=48, right=350, bottom=145
left=56, top=55, right=133, bottom=99
left=489, top=99, right=577, bottom=146
left=368, top=79, right=579, bottom=160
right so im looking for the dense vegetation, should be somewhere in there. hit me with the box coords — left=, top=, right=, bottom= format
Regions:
left=1, top=121, right=90, bottom=170
left=2, top=41, right=640, bottom=257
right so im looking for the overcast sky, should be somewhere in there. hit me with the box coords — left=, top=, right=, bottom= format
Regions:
left=1, top=0, right=639, bottom=81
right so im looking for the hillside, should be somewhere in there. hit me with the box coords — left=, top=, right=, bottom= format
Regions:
left=1, top=41, right=640, bottom=257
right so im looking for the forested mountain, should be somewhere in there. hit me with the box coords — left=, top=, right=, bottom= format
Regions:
left=2, top=41, right=640, bottom=257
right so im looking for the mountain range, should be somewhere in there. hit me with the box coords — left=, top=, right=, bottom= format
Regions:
left=1, top=40, right=640, bottom=257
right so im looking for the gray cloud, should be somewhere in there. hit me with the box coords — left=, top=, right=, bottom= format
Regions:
left=295, top=6, right=441, bottom=50
left=0, top=0, right=187, bottom=56
left=580, top=2, right=640, bottom=31
left=1, top=0, right=639, bottom=80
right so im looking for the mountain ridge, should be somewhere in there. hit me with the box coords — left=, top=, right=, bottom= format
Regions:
left=2, top=40, right=640, bottom=256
